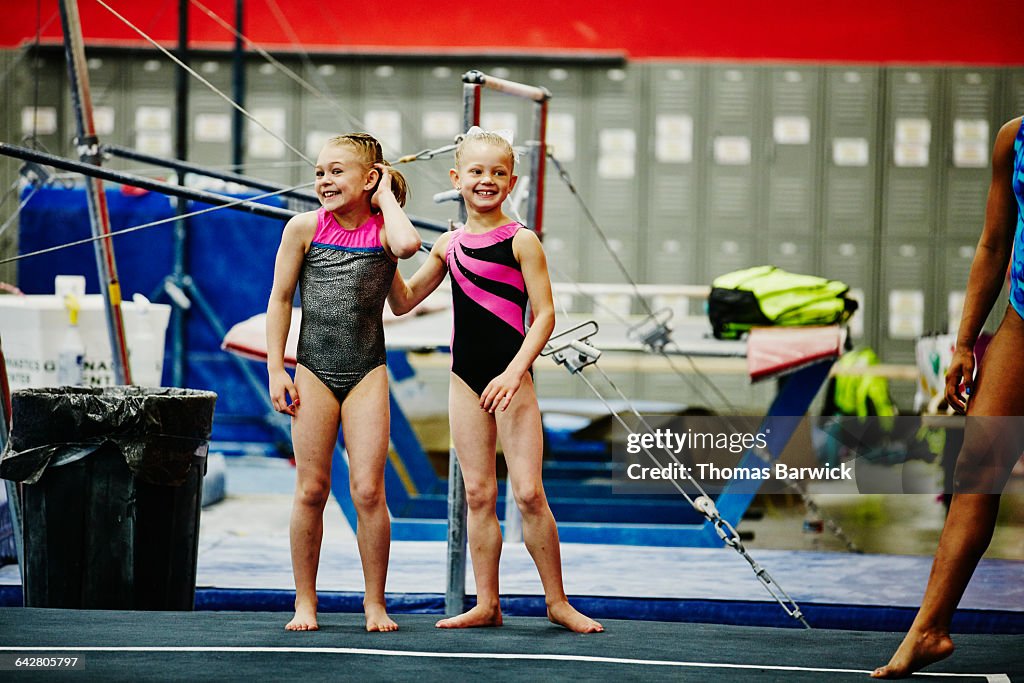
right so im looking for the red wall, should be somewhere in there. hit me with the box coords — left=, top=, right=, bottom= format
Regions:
left=2, top=0, right=1023, bottom=64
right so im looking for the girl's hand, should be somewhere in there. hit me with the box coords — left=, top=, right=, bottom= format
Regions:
left=269, top=368, right=300, bottom=416
left=480, top=370, right=524, bottom=413
left=370, top=163, right=393, bottom=209
left=945, top=345, right=976, bottom=415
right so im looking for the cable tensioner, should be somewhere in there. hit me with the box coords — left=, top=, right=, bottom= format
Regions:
left=542, top=320, right=601, bottom=374
left=627, top=307, right=675, bottom=353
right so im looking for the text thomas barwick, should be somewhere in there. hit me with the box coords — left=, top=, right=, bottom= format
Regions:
left=625, top=462, right=854, bottom=481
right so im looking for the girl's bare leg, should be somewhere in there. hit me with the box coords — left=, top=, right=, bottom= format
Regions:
left=286, top=365, right=340, bottom=631
left=497, top=375, right=603, bottom=633
left=342, top=366, right=398, bottom=632
left=874, top=309, right=1024, bottom=677
left=436, top=374, right=504, bottom=628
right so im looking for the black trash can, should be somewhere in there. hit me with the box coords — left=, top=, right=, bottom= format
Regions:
left=0, top=386, right=217, bottom=610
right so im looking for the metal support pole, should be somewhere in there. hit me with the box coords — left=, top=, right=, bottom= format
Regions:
left=171, top=0, right=190, bottom=387
left=231, top=0, right=245, bottom=172
left=102, top=144, right=318, bottom=205
left=0, top=337, right=24, bottom=591
left=58, top=0, right=132, bottom=385
left=0, top=145, right=449, bottom=235
left=502, top=478, right=522, bottom=543
left=516, top=98, right=549, bottom=540
left=459, top=82, right=481, bottom=228
left=0, top=144, right=296, bottom=222
left=444, top=80, right=482, bottom=616
left=462, top=70, right=549, bottom=103
left=526, top=97, right=549, bottom=237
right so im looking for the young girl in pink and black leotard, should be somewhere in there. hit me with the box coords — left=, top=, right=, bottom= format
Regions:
left=388, top=129, right=602, bottom=634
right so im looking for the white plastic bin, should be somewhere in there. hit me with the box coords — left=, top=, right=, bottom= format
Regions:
left=0, top=294, right=171, bottom=389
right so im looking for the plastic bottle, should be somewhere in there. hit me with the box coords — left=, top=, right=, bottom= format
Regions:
left=56, top=293, right=86, bottom=386
left=129, top=293, right=162, bottom=387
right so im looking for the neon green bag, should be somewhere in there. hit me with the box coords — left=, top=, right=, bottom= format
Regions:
left=708, top=265, right=858, bottom=340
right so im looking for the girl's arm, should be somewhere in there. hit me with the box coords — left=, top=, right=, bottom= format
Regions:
left=266, top=212, right=314, bottom=415
left=480, top=229, right=556, bottom=413
left=945, top=115, right=1021, bottom=413
left=373, top=164, right=422, bottom=260
left=388, top=233, right=451, bottom=315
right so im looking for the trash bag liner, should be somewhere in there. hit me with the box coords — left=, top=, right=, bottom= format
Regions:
left=0, top=386, right=217, bottom=486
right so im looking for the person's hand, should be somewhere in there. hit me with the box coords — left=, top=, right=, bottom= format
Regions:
left=480, top=370, right=524, bottom=413
left=269, top=368, right=300, bottom=416
left=370, top=164, right=393, bottom=209
left=945, top=345, right=975, bottom=415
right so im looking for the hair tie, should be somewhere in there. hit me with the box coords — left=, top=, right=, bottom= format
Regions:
left=463, top=126, right=518, bottom=162
left=466, top=125, right=514, bottom=146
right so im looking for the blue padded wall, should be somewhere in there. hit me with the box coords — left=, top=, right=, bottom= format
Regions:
left=18, top=187, right=287, bottom=442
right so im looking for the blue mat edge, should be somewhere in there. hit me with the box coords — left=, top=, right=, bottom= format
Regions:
left=1, top=586, right=1020, bottom=634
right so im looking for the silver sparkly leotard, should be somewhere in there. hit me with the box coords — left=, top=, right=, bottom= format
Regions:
left=295, top=208, right=396, bottom=404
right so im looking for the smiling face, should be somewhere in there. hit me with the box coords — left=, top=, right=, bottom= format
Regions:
left=450, top=139, right=517, bottom=215
left=314, top=142, right=376, bottom=214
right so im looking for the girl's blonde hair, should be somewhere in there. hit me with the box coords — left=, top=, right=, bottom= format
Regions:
left=454, top=131, right=516, bottom=171
left=325, top=132, right=408, bottom=207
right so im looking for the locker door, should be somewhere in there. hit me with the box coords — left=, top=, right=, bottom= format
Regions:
left=187, top=57, right=234, bottom=175
left=821, top=68, right=881, bottom=238
left=706, top=235, right=757, bottom=283
left=702, top=66, right=761, bottom=242
left=943, top=69, right=1000, bottom=241
left=246, top=59, right=301, bottom=186
left=763, top=67, right=821, bottom=236
left=1, top=50, right=15, bottom=284
left=126, top=56, right=177, bottom=165
left=942, top=242, right=975, bottom=336
left=297, top=59, right=362, bottom=160
left=941, top=240, right=1008, bottom=337
left=762, top=237, right=814, bottom=277
left=1, top=49, right=10, bottom=145
left=580, top=66, right=641, bottom=287
left=409, top=63, right=463, bottom=226
left=361, top=62, right=417, bottom=178
left=529, top=64, right=588, bottom=284
left=881, top=68, right=943, bottom=239
left=880, top=240, right=931, bottom=363
left=1, top=49, right=11, bottom=178
left=644, top=63, right=701, bottom=287
left=1004, top=69, right=1024, bottom=116
left=19, top=50, right=67, bottom=156
left=822, top=239, right=874, bottom=343
left=880, top=69, right=942, bottom=363
left=937, top=69, right=1003, bottom=343
left=646, top=227, right=697, bottom=288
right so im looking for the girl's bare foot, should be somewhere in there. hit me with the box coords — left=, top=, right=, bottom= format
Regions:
left=285, top=602, right=319, bottom=631
left=547, top=600, right=604, bottom=633
left=364, top=602, right=398, bottom=632
left=872, top=629, right=954, bottom=678
left=435, top=603, right=503, bottom=628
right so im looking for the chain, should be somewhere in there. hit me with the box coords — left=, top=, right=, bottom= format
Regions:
left=552, top=357, right=811, bottom=629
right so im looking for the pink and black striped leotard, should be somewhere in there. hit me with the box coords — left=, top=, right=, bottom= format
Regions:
left=445, top=222, right=529, bottom=396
